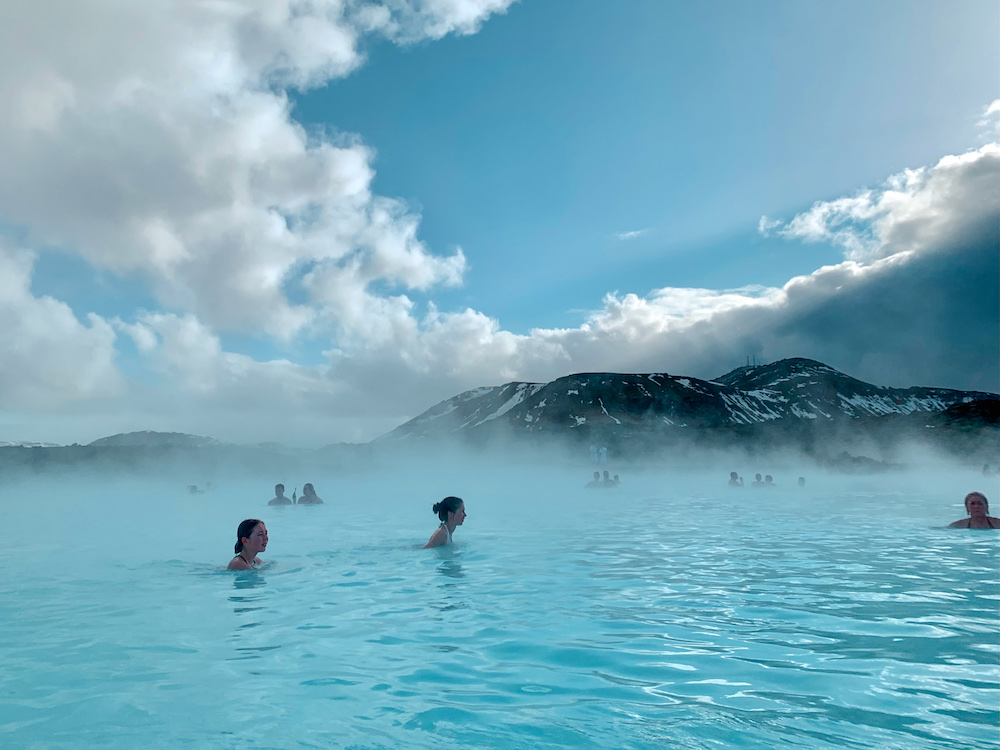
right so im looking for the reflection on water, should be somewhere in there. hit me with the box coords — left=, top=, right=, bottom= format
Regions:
left=230, top=570, right=267, bottom=591
left=431, top=550, right=467, bottom=612
left=229, top=571, right=269, bottom=647
left=437, top=557, right=465, bottom=580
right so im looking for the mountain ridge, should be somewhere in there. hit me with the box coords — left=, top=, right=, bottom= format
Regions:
left=87, top=431, right=231, bottom=448
left=377, top=357, right=998, bottom=443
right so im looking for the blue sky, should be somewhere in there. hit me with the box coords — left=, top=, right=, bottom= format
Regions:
left=2, top=0, right=998, bottom=445
left=290, top=0, right=997, bottom=332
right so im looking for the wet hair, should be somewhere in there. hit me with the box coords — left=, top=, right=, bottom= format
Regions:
left=303, top=483, right=315, bottom=494
left=432, top=496, right=464, bottom=522
left=274, top=483, right=284, bottom=493
left=235, top=519, right=263, bottom=553
left=965, top=492, right=989, bottom=511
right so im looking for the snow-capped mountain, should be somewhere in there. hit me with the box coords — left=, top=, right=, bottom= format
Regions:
left=377, top=358, right=998, bottom=442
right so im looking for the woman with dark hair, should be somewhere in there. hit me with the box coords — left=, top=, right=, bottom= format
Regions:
left=947, top=492, right=999, bottom=529
left=424, top=496, right=466, bottom=548
left=298, top=483, right=323, bottom=504
left=228, top=519, right=268, bottom=569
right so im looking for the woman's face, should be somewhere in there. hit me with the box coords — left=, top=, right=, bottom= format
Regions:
left=965, top=495, right=988, bottom=518
left=448, top=504, right=467, bottom=526
left=243, top=523, right=268, bottom=555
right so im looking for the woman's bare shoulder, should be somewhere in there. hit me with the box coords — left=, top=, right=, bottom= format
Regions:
left=227, top=556, right=251, bottom=570
left=424, top=527, right=446, bottom=549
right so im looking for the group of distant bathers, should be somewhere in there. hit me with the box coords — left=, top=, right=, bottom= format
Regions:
left=728, top=472, right=806, bottom=489
left=267, top=482, right=323, bottom=505
left=228, top=494, right=467, bottom=569
left=585, top=470, right=620, bottom=488
left=729, top=471, right=806, bottom=489
left=227, top=482, right=997, bottom=569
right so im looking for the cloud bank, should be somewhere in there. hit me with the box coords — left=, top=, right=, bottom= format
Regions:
left=1, top=3, right=996, bottom=445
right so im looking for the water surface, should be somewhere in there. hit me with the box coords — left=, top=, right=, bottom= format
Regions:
left=1, top=470, right=997, bottom=749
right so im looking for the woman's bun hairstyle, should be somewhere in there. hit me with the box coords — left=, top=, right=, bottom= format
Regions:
left=433, top=496, right=463, bottom=522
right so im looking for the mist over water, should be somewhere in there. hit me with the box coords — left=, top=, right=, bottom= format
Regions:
left=1, top=458, right=997, bottom=749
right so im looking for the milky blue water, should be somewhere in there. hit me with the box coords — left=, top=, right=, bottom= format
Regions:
left=1, top=469, right=997, bottom=749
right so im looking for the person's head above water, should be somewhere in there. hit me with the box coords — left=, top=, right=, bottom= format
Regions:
left=234, top=519, right=267, bottom=554
left=433, top=496, right=465, bottom=524
left=593, top=471, right=600, bottom=480
left=229, top=519, right=268, bottom=569
left=965, top=492, right=989, bottom=514
left=302, top=483, right=315, bottom=495
left=730, top=472, right=739, bottom=480
left=948, top=491, right=999, bottom=529
left=274, top=483, right=284, bottom=495
left=755, top=473, right=762, bottom=481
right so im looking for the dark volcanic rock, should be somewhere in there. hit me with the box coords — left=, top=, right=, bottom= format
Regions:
left=377, top=358, right=997, bottom=446
left=937, top=398, right=1000, bottom=426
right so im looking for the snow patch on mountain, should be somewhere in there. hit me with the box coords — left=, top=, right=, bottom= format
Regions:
left=598, top=398, right=622, bottom=425
left=376, top=358, right=999, bottom=443
left=478, top=383, right=545, bottom=425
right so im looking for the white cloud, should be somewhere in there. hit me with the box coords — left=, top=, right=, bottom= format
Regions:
left=977, top=99, right=1000, bottom=135
left=0, top=242, right=121, bottom=409
left=0, top=0, right=508, bottom=341
left=119, top=311, right=327, bottom=400
left=756, top=215, right=781, bottom=237
left=370, top=0, right=518, bottom=42
left=764, top=143, right=1000, bottom=261
left=615, top=228, right=653, bottom=241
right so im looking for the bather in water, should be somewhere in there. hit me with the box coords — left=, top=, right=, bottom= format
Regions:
left=424, top=496, right=466, bottom=548
left=228, top=519, right=268, bottom=569
left=297, top=483, right=324, bottom=504
left=947, top=492, right=999, bottom=529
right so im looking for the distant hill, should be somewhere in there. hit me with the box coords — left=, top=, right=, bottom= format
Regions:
left=376, top=357, right=998, bottom=451
left=0, top=432, right=370, bottom=480
left=0, top=441, right=62, bottom=448
left=87, top=431, right=229, bottom=448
